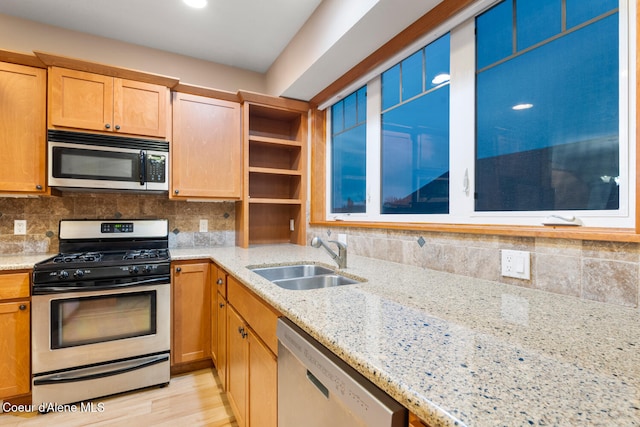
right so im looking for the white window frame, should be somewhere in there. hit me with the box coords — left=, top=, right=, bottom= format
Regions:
left=324, top=0, right=636, bottom=228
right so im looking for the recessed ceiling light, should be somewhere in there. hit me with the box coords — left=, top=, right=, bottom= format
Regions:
left=512, top=103, right=533, bottom=110
left=183, top=0, right=207, bottom=8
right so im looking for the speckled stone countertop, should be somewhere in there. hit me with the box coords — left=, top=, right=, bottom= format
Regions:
left=3, top=246, right=639, bottom=426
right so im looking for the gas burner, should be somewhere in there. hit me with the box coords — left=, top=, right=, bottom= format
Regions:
left=123, top=249, right=167, bottom=260
left=53, top=252, right=103, bottom=263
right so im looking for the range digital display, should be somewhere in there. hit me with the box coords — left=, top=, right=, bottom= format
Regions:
left=101, top=223, right=134, bottom=233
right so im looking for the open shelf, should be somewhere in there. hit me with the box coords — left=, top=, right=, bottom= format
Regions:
left=237, top=98, right=309, bottom=247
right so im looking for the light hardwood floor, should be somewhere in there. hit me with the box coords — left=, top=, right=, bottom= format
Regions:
left=0, top=369, right=238, bottom=426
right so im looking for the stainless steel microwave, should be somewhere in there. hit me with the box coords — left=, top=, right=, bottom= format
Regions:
left=48, top=130, right=169, bottom=192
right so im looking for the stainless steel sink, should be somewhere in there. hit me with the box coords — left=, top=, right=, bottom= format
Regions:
left=250, top=264, right=363, bottom=290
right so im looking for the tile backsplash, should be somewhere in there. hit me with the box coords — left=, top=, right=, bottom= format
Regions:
left=308, top=225, right=640, bottom=309
left=0, top=192, right=236, bottom=254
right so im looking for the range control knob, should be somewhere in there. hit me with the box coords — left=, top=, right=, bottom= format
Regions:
left=142, top=265, right=152, bottom=274
left=74, top=269, right=85, bottom=279
left=57, top=270, right=69, bottom=280
left=128, top=266, right=139, bottom=274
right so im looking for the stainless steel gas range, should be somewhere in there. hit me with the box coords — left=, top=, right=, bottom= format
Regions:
left=31, top=219, right=171, bottom=407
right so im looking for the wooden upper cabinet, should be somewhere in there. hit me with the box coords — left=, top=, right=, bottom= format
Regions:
left=49, top=66, right=169, bottom=138
left=171, top=91, right=242, bottom=200
left=0, top=61, right=46, bottom=194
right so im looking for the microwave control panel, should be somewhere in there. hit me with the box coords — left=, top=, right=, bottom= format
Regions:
left=146, top=154, right=166, bottom=183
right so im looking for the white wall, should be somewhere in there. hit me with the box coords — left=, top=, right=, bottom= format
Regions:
left=0, top=13, right=266, bottom=94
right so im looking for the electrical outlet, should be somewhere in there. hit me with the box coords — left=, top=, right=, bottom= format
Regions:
left=501, top=249, right=530, bottom=280
left=14, top=220, right=27, bottom=235
left=199, top=219, right=208, bottom=232
left=337, top=233, right=347, bottom=245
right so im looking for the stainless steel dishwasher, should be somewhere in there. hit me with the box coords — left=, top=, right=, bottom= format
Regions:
left=277, top=318, right=407, bottom=427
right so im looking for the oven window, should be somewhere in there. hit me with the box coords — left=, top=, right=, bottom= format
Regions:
left=51, top=291, right=157, bottom=349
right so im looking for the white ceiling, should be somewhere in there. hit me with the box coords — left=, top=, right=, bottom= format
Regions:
left=0, top=0, right=322, bottom=73
left=0, top=0, right=450, bottom=101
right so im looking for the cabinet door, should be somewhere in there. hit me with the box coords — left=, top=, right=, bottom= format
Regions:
left=248, top=329, right=277, bottom=427
left=0, top=300, right=30, bottom=399
left=114, top=78, right=168, bottom=138
left=0, top=62, right=46, bottom=193
left=49, top=67, right=113, bottom=132
left=216, top=290, right=228, bottom=389
left=172, top=262, right=210, bottom=365
left=171, top=92, right=241, bottom=199
left=227, top=305, right=248, bottom=427
left=210, top=266, right=219, bottom=365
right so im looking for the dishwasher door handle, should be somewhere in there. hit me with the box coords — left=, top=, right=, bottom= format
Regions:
left=306, top=369, right=329, bottom=399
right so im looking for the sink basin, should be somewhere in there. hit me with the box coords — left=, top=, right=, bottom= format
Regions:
left=250, top=264, right=334, bottom=281
left=250, top=264, right=363, bottom=290
left=273, top=274, right=359, bottom=291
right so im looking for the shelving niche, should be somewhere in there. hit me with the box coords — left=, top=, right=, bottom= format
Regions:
left=236, top=94, right=309, bottom=247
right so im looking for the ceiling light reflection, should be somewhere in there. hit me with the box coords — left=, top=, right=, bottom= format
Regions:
left=431, top=73, right=450, bottom=85
left=512, top=103, right=533, bottom=110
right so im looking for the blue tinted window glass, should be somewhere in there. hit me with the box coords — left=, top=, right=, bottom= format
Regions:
left=402, top=49, right=423, bottom=101
left=332, top=126, right=366, bottom=213
left=356, top=86, right=367, bottom=123
left=381, top=87, right=449, bottom=214
left=476, top=14, right=619, bottom=211
left=382, top=64, right=401, bottom=110
left=426, top=34, right=450, bottom=88
left=566, top=0, right=618, bottom=29
left=476, top=0, right=513, bottom=70
left=332, top=86, right=367, bottom=214
left=331, top=101, right=344, bottom=134
left=516, top=0, right=561, bottom=51
left=343, top=91, right=357, bottom=129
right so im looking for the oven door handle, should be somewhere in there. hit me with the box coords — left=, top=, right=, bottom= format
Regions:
left=33, top=276, right=169, bottom=294
left=33, top=353, right=169, bottom=385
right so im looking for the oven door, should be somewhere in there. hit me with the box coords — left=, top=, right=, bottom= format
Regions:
left=32, top=282, right=170, bottom=374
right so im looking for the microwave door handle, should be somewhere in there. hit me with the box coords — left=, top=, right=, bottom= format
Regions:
left=139, top=150, right=146, bottom=186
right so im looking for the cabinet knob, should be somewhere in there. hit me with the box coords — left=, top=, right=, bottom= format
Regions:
left=176, top=267, right=182, bottom=272
left=115, top=125, right=121, bottom=130
left=219, top=302, right=225, bottom=308
left=217, top=278, right=223, bottom=285
left=35, top=184, right=43, bottom=190
left=19, top=304, right=26, bottom=311
left=241, top=330, right=248, bottom=339
left=105, top=123, right=111, bottom=129
left=174, top=189, right=179, bottom=195
left=238, top=326, right=244, bottom=334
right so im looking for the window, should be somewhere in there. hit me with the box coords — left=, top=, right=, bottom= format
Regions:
left=330, top=86, right=367, bottom=213
left=381, top=34, right=450, bottom=215
left=475, top=0, right=620, bottom=212
left=326, top=0, right=633, bottom=228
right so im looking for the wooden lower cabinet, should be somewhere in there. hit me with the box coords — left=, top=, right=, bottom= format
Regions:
left=0, top=271, right=31, bottom=399
left=225, top=275, right=279, bottom=427
left=171, top=261, right=211, bottom=366
left=227, top=305, right=249, bottom=427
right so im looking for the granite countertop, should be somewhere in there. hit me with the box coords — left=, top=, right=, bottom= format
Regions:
left=3, top=247, right=639, bottom=426
left=170, top=245, right=640, bottom=427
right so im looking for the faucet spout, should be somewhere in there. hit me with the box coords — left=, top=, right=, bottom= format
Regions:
left=311, top=237, right=347, bottom=269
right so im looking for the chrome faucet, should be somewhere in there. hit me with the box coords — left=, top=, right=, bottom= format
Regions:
left=311, top=236, right=347, bottom=269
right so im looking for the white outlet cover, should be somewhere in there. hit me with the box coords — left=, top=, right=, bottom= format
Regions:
left=501, top=249, right=531, bottom=280
left=14, top=220, right=27, bottom=235
left=199, top=219, right=208, bottom=232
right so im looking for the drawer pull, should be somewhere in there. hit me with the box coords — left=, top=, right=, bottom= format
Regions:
left=19, top=304, right=27, bottom=311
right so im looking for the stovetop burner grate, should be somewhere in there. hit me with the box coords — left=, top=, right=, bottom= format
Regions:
left=53, top=252, right=103, bottom=263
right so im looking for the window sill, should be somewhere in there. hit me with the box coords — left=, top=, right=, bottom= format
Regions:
left=309, top=220, right=640, bottom=243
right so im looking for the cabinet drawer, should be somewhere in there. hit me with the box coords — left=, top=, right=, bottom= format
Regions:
left=0, top=272, right=30, bottom=299
left=228, top=276, right=280, bottom=355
